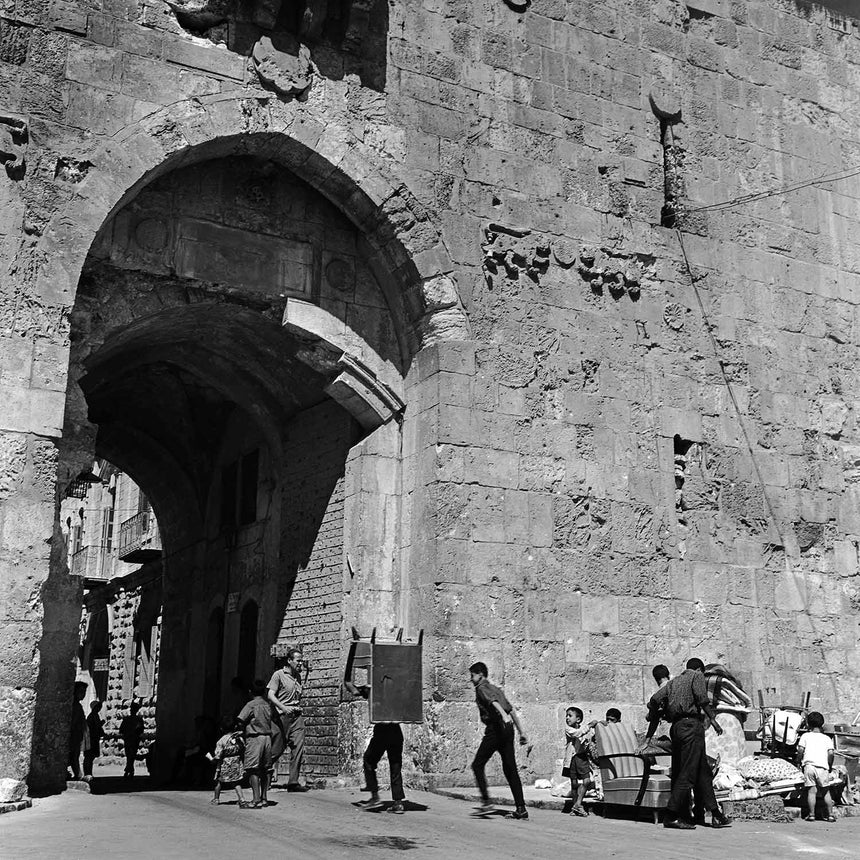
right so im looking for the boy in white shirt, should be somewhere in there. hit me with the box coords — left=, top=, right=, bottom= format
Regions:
left=797, top=711, right=836, bottom=822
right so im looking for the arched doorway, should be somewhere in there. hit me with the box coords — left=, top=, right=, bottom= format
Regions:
left=13, top=86, right=469, bottom=793
left=28, top=133, right=455, bottom=791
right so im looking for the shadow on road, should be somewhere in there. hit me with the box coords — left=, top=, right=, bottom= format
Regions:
left=351, top=799, right=430, bottom=813
left=89, top=776, right=211, bottom=795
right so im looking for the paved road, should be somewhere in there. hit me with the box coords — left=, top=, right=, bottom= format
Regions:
left=3, top=784, right=859, bottom=860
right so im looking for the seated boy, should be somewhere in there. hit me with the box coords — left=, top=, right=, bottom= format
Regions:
left=798, top=711, right=837, bottom=822
left=564, top=706, right=598, bottom=817
left=604, top=708, right=621, bottom=724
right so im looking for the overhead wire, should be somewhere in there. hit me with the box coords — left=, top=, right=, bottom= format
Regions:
left=682, top=163, right=860, bottom=214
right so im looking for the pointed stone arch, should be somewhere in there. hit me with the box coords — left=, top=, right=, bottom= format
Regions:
left=36, top=89, right=469, bottom=369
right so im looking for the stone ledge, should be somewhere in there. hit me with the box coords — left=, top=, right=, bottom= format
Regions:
left=0, top=799, right=32, bottom=815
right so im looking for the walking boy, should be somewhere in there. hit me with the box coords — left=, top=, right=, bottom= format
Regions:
left=119, top=701, right=145, bottom=779
left=237, top=680, right=273, bottom=809
left=469, top=662, right=529, bottom=820
left=798, top=711, right=837, bottom=822
left=345, top=678, right=406, bottom=814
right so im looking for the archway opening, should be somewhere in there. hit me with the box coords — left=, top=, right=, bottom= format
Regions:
left=36, top=147, right=414, bottom=792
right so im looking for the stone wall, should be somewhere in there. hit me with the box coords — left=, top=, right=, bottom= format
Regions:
left=275, top=400, right=356, bottom=779
left=82, top=566, right=161, bottom=759
left=1, top=0, right=860, bottom=792
left=395, top=0, right=860, bottom=784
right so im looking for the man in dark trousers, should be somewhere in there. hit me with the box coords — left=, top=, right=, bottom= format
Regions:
left=344, top=678, right=406, bottom=814
left=267, top=648, right=310, bottom=791
left=642, top=657, right=731, bottom=829
left=469, top=661, right=529, bottom=820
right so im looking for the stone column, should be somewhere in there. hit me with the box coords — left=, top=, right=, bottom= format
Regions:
left=0, top=362, right=74, bottom=797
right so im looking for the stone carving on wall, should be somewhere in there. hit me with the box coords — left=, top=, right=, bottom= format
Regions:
left=482, top=223, right=549, bottom=287
left=252, top=35, right=314, bottom=98
left=482, top=222, right=656, bottom=304
left=650, top=80, right=684, bottom=228
left=0, top=113, right=27, bottom=180
left=324, top=257, right=354, bottom=293
left=577, top=247, right=643, bottom=300
left=165, top=0, right=379, bottom=97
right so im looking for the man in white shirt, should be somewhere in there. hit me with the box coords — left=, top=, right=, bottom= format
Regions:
left=797, top=711, right=837, bottom=822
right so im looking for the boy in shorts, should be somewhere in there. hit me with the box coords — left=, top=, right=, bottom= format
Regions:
left=237, top=680, right=273, bottom=809
left=564, top=706, right=598, bottom=817
left=797, top=711, right=837, bottom=822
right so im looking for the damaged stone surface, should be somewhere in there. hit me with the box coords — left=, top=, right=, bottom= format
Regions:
left=252, top=35, right=314, bottom=99
left=1, top=0, right=860, bottom=797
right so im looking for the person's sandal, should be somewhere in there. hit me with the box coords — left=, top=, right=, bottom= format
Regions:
left=802, top=815, right=815, bottom=821
left=823, top=816, right=837, bottom=822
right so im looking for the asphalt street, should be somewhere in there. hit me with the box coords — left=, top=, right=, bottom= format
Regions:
left=2, top=782, right=859, bottom=860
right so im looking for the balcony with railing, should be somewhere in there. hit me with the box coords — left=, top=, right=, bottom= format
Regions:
left=118, top=510, right=162, bottom=563
left=71, top=544, right=109, bottom=581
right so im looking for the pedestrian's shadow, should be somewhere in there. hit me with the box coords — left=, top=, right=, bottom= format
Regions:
left=352, top=800, right=429, bottom=813
left=469, top=808, right=512, bottom=819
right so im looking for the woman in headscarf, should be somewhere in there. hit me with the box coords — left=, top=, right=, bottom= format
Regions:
left=704, top=663, right=752, bottom=768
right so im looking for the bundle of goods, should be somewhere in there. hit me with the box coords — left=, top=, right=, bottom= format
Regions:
left=735, top=755, right=803, bottom=794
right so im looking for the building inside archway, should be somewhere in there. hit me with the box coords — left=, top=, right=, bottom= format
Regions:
left=46, top=153, right=411, bottom=786
left=64, top=460, right=163, bottom=762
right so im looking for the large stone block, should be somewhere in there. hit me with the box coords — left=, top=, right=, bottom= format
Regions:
left=565, top=663, right=615, bottom=700
left=580, top=594, right=619, bottom=634
left=0, top=685, right=35, bottom=780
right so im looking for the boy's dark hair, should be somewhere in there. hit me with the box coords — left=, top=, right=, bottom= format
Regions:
left=252, top=679, right=267, bottom=697
left=652, top=664, right=670, bottom=682
left=606, top=708, right=621, bottom=722
left=469, top=662, right=488, bottom=677
left=567, top=706, right=583, bottom=720
left=806, top=711, right=825, bottom=729
left=686, top=657, right=705, bottom=672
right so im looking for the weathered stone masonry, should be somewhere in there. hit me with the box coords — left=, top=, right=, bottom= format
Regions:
left=1, top=0, right=860, bottom=795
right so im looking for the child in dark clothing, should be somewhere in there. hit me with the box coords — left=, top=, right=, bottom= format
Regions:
left=564, top=706, right=598, bottom=817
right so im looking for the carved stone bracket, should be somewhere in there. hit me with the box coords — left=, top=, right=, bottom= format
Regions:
left=0, top=113, right=28, bottom=180
left=325, top=354, right=405, bottom=430
left=252, top=35, right=314, bottom=98
left=481, top=222, right=657, bottom=304
left=482, top=223, right=549, bottom=287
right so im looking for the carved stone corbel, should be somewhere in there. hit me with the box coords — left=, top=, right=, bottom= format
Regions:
left=325, top=354, right=405, bottom=430
left=252, top=34, right=314, bottom=98
left=0, top=113, right=27, bottom=180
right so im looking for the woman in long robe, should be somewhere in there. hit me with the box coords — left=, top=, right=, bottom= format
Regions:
left=704, top=663, right=752, bottom=768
